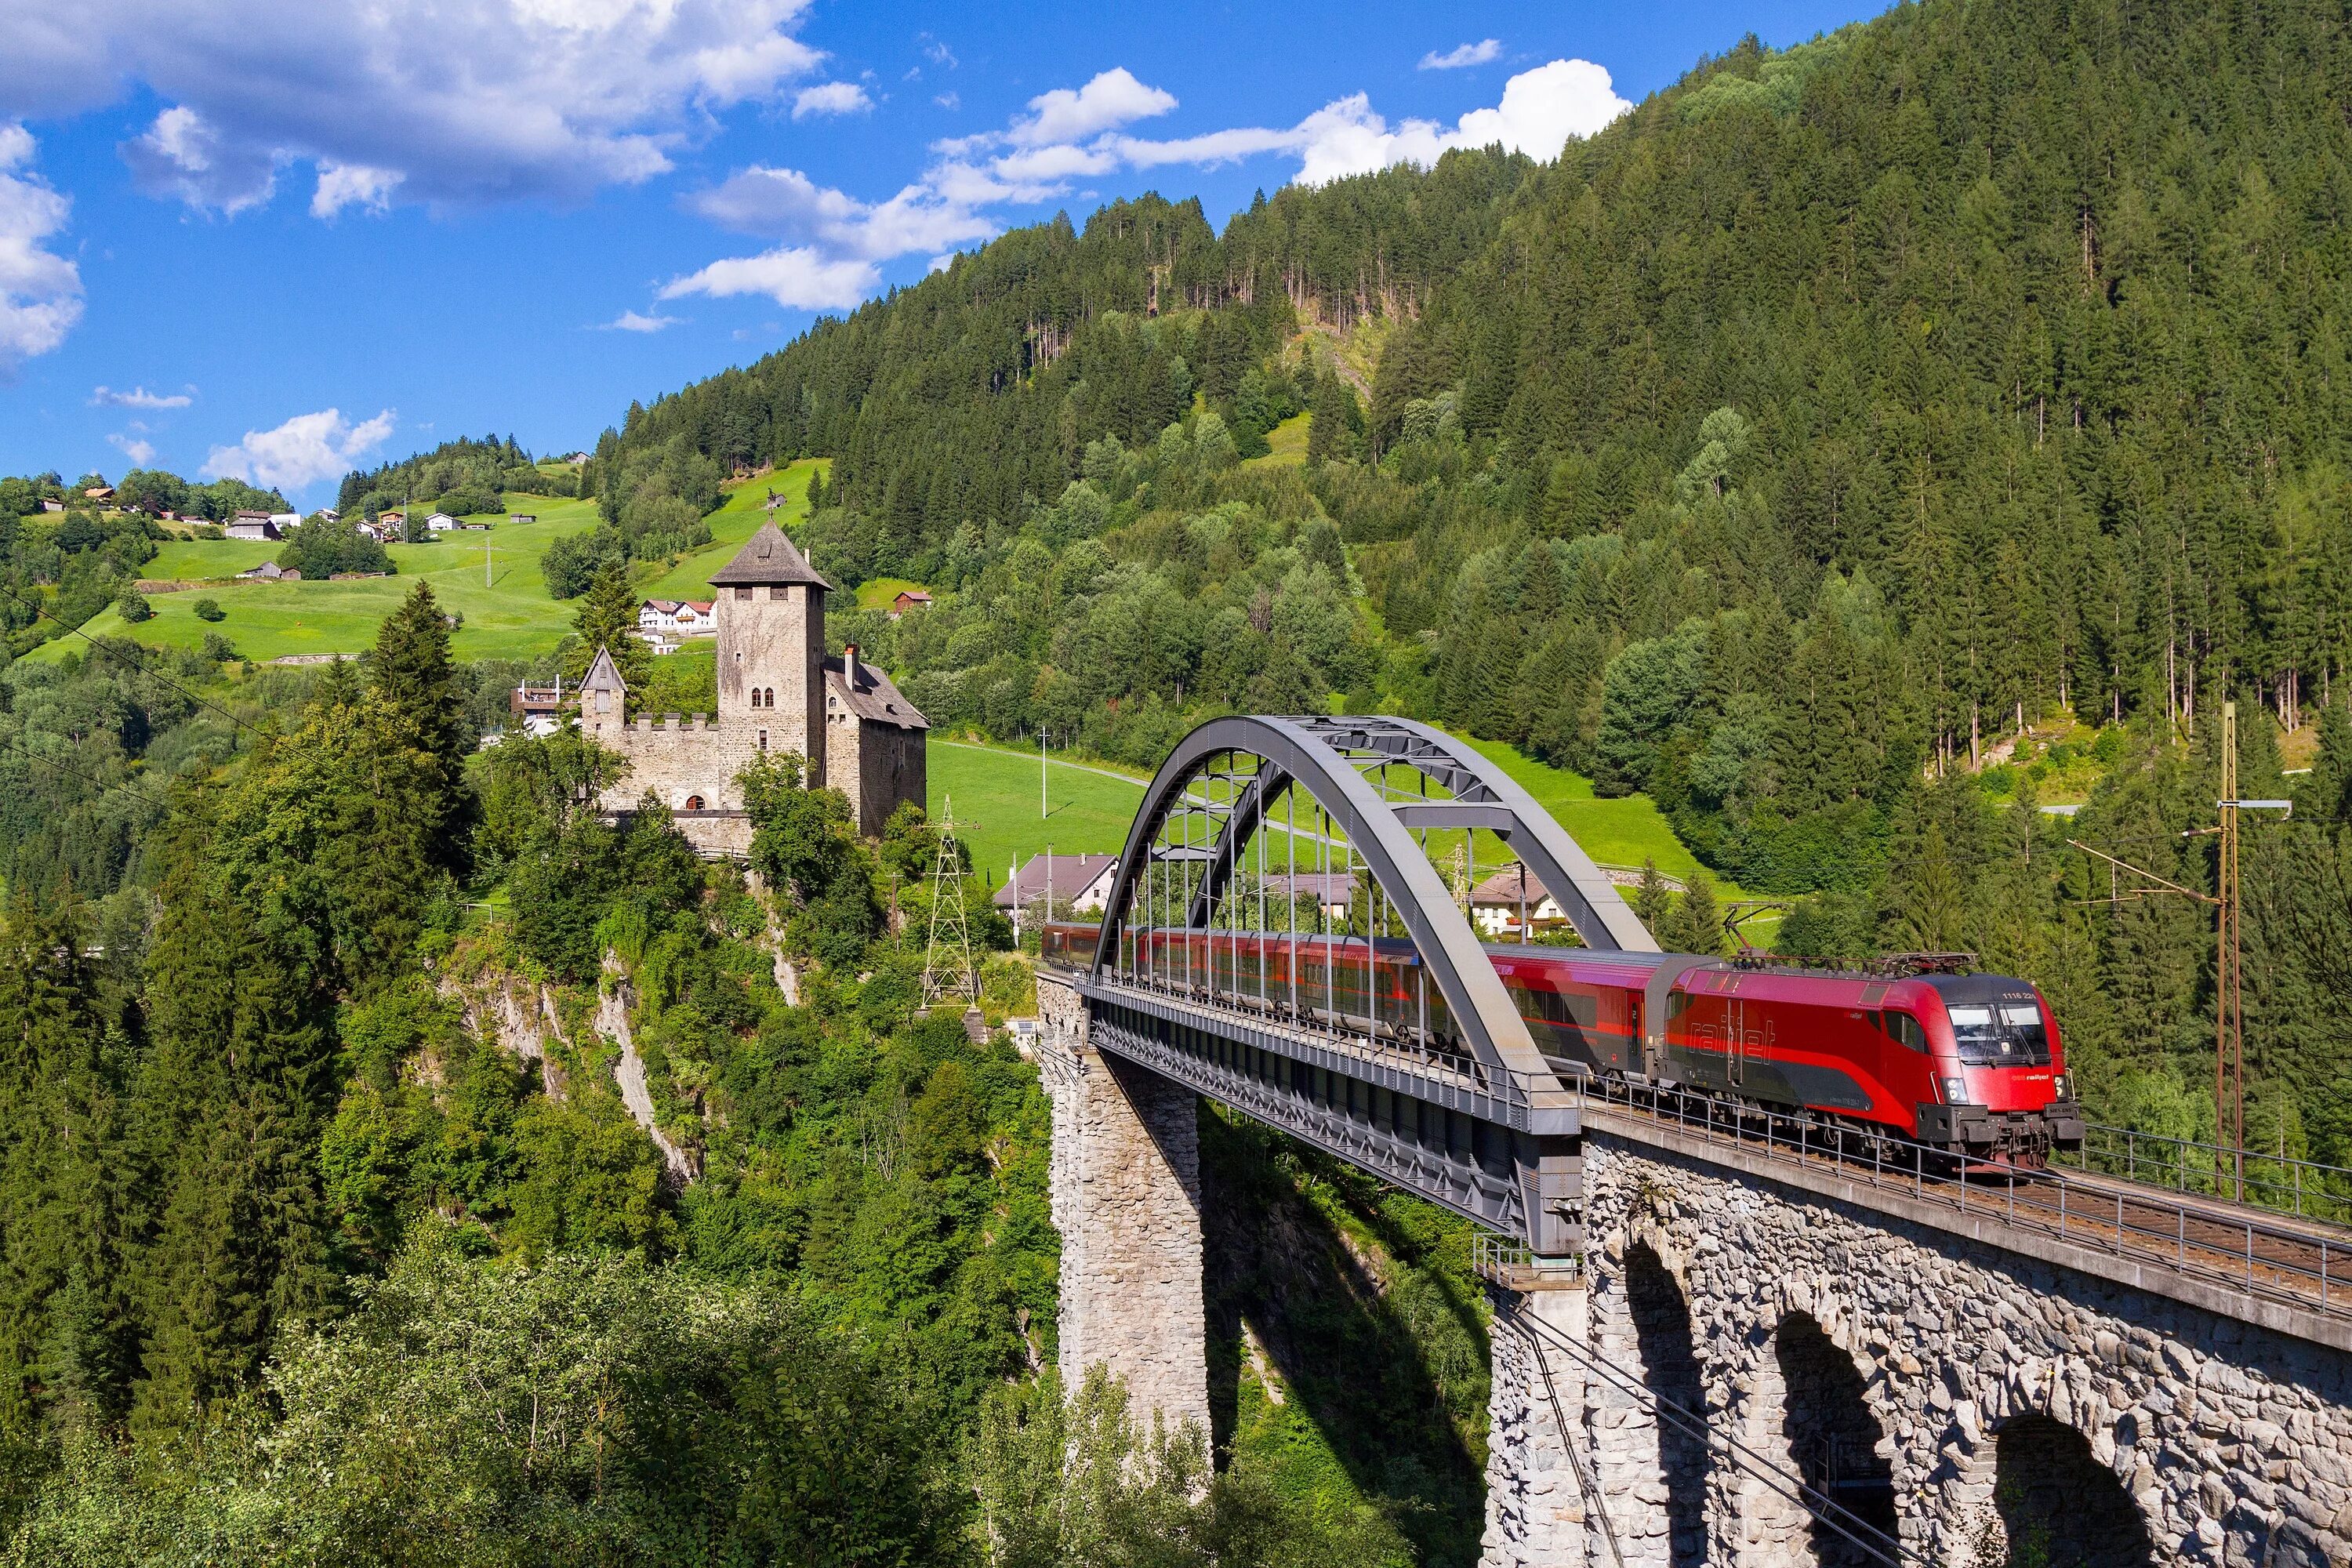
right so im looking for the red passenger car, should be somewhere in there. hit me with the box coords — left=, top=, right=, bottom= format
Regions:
left=1045, top=924, right=2084, bottom=1164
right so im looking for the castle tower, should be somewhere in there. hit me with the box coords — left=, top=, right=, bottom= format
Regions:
left=708, top=521, right=829, bottom=783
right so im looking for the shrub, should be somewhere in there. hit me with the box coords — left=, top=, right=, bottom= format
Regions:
left=115, top=589, right=151, bottom=622
left=201, top=630, right=241, bottom=663
left=193, top=597, right=224, bottom=622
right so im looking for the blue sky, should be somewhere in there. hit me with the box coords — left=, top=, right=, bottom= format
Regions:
left=0, top=0, right=1883, bottom=505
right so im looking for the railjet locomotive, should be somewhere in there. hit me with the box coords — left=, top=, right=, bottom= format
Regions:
left=1044, top=925, right=2085, bottom=1164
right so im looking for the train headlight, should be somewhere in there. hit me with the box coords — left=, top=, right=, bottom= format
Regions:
left=1941, top=1076, right=1966, bottom=1104
left=2053, top=1073, right=2070, bottom=1100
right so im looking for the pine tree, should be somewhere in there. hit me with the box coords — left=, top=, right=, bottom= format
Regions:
left=372, top=579, right=473, bottom=871
left=568, top=559, right=650, bottom=693
left=1661, top=871, right=1726, bottom=957
left=1632, top=859, right=1673, bottom=942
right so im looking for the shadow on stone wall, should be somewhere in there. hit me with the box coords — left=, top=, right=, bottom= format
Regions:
left=1993, top=1414, right=2154, bottom=1568
left=1627, top=1242, right=1711, bottom=1567
left=1198, top=1105, right=1488, bottom=1568
left=1777, top=1311, right=1899, bottom=1568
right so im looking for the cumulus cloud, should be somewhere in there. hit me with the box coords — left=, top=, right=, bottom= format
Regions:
left=109, top=431, right=156, bottom=466
left=659, top=246, right=877, bottom=311
left=313, top=162, right=403, bottom=218
left=1117, top=59, right=1632, bottom=183
left=205, top=407, right=395, bottom=491
left=1007, top=67, right=1175, bottom=147
left=0, top=123, right=82, bottom=368
left=669, top=57, right=1628, bottom=324
left=122, top=106, right=275, bottom=212
left=93, top=384, right=194, bottom=408
left=686, top=164, right=997, bottom=260
left=598, top=309, right=681, bottom=332
left=0, top=0, right=826, bottom=214
left=1421, top=39, right=1502, bottom=71
left=793, top=82, right=872, bottom=119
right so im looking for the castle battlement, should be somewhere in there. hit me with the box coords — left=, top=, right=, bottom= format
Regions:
left=581, top=520, right=929, bottom=852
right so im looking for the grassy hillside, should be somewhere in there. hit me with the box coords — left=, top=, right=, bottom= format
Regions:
left=929, top=739, right=1145, bottom=888
left=637, top=459, right=828, bottom=603
left=44, top=497, right=601, bottom=662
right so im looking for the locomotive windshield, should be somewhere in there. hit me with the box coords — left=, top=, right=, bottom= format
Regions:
left=1944, top=1000, right=2053, bottom=1066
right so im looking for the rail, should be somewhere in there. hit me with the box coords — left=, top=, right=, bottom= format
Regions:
left=2058, top=1121, right=2352, bottom=1226
left=1589, top=1078, right=2350, bottom=1323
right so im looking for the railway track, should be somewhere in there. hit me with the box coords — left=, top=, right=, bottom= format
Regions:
left=1586, top=1078, right=2352, bottom=1322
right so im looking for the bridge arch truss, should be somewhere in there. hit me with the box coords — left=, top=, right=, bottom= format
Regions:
left=1061, top=714, right=1658, bottom=1255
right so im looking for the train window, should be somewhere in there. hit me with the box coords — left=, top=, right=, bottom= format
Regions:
left=1667, top=993, right=1693, bottom=1022
left=1526, top=988, right=1599, bottom=1029
left=1885, top=1011, right=1929, bottom=1052
left=1999, top=1002, right=2053, bottom=1064
left=1947, top=1004, right=2011, bottom=1062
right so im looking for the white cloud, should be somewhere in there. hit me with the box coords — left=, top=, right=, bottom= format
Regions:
left=935, top=91, right=960, bottom=111
left=0, top=123, right=82, bottom=368
left=660, top=246, right=877, bottom=310
left=793, top=82, right=872, bottom=120
left=1421, top=39, right=1501, bottom=71
left=920, top=35, right=956, bottom=68
left=312, top=162, right=403, bottom=218
left=0, top=0, right=826, bottom=214
left=670, top=58, right=1628, bottom=325
left=686, top=164, right=997, bottom=260
left=1115, top=59, right=1632, bottom=184
left=122, top=106, right=276, bottom=212
left=204, top=407, right=396, bottom=491
left=109, top=431, right=156, bottom=466
left=1007, top=67, right=1174, bottom=147
left=598, top=309, right=681, bottom=332
left=93, top=384, right=194, bottom=408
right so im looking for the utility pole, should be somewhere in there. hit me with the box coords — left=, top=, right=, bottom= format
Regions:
left=1040, top=728, right=1048, bottom=821
left=2216, top=701, right=2242, bottom=1203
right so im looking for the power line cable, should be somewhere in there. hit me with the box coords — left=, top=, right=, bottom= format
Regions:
left=0, top=583, right=266, bottom=740
left=0, top=733, right=172, bottom=813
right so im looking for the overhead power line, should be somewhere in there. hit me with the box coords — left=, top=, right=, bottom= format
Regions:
left=0, top=734, right=172, bottom=813
left=0, top=583, right=265, bottom=740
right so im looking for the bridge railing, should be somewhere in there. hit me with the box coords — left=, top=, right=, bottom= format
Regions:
left=2057, top=1121, right=2352, bottom=1227
left=1588, top=1078, right=2350, bottom=1324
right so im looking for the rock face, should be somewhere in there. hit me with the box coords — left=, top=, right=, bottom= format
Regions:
left=1571, top=1135, right=2352, bottom=1568
left=1036, top=975, right=1210, bottom=1438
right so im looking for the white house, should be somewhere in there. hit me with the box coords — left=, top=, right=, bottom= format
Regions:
left=426, top=512, right=459, bottom=533
left=508, top=513, right=536, bottom=524
left=673, top=599, right=714, bottom=635
left=994, top=853, right=1120, bottom=940
left=638, top=598, right=682, bottom=633
left=1469, top=867, right=1569, bottom=939
left=268, top=512, right=301, bottom=532
left=639, top=598, right=715, bottom=637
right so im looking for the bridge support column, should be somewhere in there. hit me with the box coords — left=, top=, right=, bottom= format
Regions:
left=1484, top=1273, right=1598, bottom=1568
left=1036, top=975, right=1210, bottom=1438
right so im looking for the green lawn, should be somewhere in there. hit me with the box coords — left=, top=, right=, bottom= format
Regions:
left=42, top=495, right=604, bottom=662
left=637, top=459, right=829, bottom=603
left=854, top=577, right=928, bottom=612
left=930, top=739, right=1145, bottom=891
left=1454, top=734, right=1740, bottom=892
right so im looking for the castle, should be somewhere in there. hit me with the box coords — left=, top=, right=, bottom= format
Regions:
left=577, top=521, right=928, bottom=855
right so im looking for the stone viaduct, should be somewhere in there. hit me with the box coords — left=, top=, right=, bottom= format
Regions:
left=1029, top=714, right=2352, bottom=1568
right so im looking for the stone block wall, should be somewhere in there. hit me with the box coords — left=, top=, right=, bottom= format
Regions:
left=1577, top=1134, right=2352, bottom=1568
left=1484, top=1283, right=1595, bottom=1568
left=1036, top=975, right=1210, bottom=1437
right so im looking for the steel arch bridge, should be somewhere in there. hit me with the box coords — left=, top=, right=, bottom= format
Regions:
left=1048, top=713, right=1658, bottom=1258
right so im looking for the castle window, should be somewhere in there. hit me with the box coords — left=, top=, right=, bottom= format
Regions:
left=768, top=586, right=789, bottom=601
left=750, top=688, right=762, bottom=708
left=735, top=586, right=753, bottom=601
left=757, top=731, right=768, bottom=751
left=764, top=687, right=775, bottom=707
left=684, top=795, right=704, bottom=811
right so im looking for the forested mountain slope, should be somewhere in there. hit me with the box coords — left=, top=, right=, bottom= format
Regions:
left=579, top=0, right=2352, bottom=1157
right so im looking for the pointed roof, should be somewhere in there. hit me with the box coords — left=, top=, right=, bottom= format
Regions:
left=708, top=521, right=832, bottom=589
left=582, top=644, right=627, bottom=695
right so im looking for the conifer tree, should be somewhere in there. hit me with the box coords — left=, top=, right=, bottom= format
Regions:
left=568, top=558, right=649, bottom=694
left=1632, top=859, right=1673, bottom=942
left=372, top=579, right=474, bottom=872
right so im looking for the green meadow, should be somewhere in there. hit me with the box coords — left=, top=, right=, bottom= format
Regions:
left=637, top=459, right=828, bottom=603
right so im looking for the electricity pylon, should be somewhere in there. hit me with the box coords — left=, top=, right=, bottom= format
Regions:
left=920, top=795, right=978, bottom=1006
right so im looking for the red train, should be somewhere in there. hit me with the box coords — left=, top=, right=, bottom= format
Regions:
left=1044, top=924, right=2085, bottom=1164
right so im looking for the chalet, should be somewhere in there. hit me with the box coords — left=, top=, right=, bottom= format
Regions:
left=674, top=600, right=713, bottom=634
left=891, top=589, right=934, bottom=619
left=508, top=513, right=536, bottom=524
left=638, top=599, right=714, bottom=637
left=225, top=511, right=281, bottom=541
left=82, top=485, right=114, bottom=503
left=426, top=512, right=459, bottom=532
left=316, top=506, right=339, bottom=522
left=38, top=499, right=63, bottom=514
left=638, top=599, right=682, bottom=633
left=994, top=852, right=1120, bottom=939
left=268, top=512, right=301, bottom=532
left=1468, top=867, right=1571, bottom=939
left=236, top=561, right=300, bottom=581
